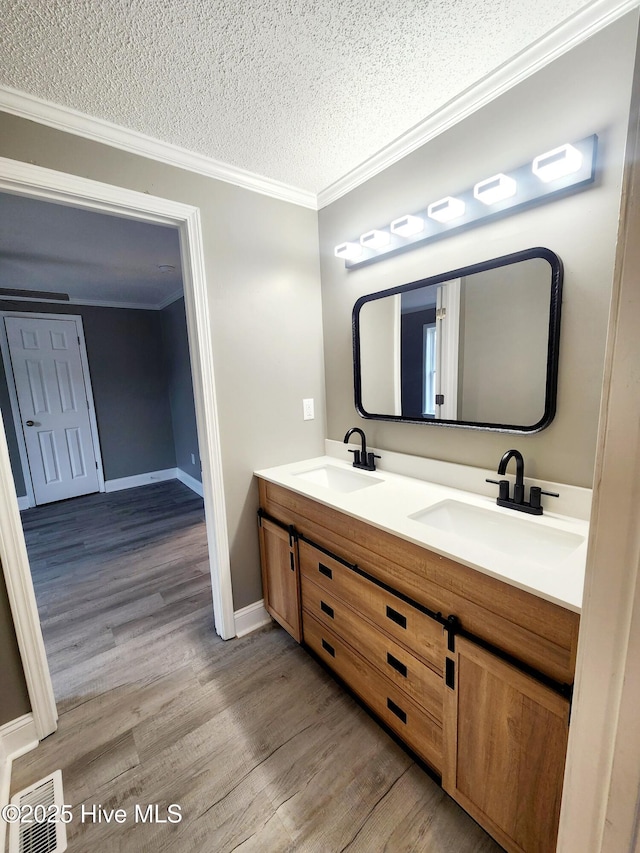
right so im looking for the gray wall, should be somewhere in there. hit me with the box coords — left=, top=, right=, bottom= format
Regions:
left=160, top=297, right=201, bottom=482
left=458, top=261, right=549, bottom=425
left=0, top=113, right=326, bottom=615
left=318, top=13, right=638, bottom=488
left=359, top=295, right=400, bottom=414
left=0, top=563, right=30, bottom=725
left=0, top=300, right=177, bottom=486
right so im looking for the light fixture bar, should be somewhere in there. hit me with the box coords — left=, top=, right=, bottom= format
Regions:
left=338, top=134, right=597, bottom=269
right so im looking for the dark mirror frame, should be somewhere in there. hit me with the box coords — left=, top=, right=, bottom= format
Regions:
left=352, top=247, right=563, bottom=433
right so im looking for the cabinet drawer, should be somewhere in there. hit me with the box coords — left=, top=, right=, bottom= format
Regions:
left=299, top=539, right=444, bottom=674
left=304, top=613, right=442, bottom=772
left=301, top=576, right=443, bottom=723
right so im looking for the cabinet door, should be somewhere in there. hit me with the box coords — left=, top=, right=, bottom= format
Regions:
left=443, top=636, right=569, bottom=853
left=258, top=516, right=301, bottom=641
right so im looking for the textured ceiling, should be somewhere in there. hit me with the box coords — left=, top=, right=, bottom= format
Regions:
left=0, top=0, right=592, bottom=195
left=0, top=193, right=183, bottom=308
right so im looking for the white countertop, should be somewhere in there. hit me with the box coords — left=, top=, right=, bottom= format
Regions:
left=255, top=454, right=588, bottom=613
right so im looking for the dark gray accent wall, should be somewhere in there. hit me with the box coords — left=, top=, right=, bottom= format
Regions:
left=160, top=297, right=201, bottom=482
left=0, top=300, right=177, bottom=488
left=85, top=306, right=175, bottom=480
left=0, top=562, right=30, bottom=724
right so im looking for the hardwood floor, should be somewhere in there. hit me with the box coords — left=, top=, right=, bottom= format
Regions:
left=9, top=481, right=503, bottom=852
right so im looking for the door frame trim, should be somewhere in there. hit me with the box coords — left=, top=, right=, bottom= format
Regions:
left=0, top=156, right=236, bottom=740
left=0, top=311, right=106, bottom=507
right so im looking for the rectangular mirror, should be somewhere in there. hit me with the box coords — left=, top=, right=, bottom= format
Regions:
left=353, top=247, right=562, bottom=432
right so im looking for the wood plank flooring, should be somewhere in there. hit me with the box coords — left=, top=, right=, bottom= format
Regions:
left=9, top=481, right=503, bottom=852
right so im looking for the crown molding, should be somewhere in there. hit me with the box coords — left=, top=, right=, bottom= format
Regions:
left=157, top=288, right=186, bottom=309
left=317, top=0, right=639, bottom=208
left=0, top=87, right=317, bottom=210
left=0, top=0, right=636, bottom=213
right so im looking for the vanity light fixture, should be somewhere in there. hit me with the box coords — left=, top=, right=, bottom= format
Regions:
left=532, top=143, right=583, bottom=183
left=335, top=241, right=363, bottom=261
left=473, top=173, right=517, bottom=205
left=360, top=229, right=390, bottom=249
left=391, top=214, right=425, bottom=237
left=336, top=134, right=597, bottom=269
left=427, top=196, right=466, bottom=223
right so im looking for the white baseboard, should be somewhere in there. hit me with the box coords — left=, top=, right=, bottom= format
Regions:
left=16, top=496, right=30, bottom=511
left=104, top=468, right=177, bottom=492
left=234, top=600, right=272, bottom=638
left=0, top=714, right=38, bottom=850
left=176, top=468, right=204, bottom=497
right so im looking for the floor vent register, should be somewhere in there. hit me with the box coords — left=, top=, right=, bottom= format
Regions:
left=8, top=770, right=67, bottom=853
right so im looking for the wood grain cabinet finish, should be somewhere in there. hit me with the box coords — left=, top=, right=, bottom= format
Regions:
left=257, top=477, right=579, bottom=852
left=257, top=515, right=302, bottom=642
left=260, top=480, right=579, bottom=685
left=298, top=538, right=444, bottom=675
left=443, top=636, right=570, bottom=853
left=300, top=576, right=443, bottom=722
left=303, top=613, right=443, bottom=771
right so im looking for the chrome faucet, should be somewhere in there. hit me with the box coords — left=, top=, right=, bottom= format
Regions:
left=486, top=449, right=558, bottom=516
left=343, top=427, right=380, bottom=471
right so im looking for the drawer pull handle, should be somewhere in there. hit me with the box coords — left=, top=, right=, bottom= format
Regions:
left=322, top=639, right=335, bottom=657
left=318, top=563, right=333, bottom=579
left=387, top=698, right=407, bottom=724
left=386, top=652, right=407, bottom=678
left=320, top=601, right=334, bottom=619
left=386, top=605, right=407, bottom=629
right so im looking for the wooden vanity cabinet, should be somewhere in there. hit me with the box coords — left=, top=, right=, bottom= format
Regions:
left=443, top=636, right=570, bottom=853
left=257, top=477, right=579, bottom=853
left=299, top=537, right=444, bottom=771
left=257, top=513, right=301, bottom=642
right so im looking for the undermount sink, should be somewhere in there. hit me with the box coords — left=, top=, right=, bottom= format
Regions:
left=409, top=499, right=585, bottom=565
left=292, top=464, right=383, bottom=493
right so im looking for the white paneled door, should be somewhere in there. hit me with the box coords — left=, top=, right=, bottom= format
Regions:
left=4, top=315, right=101, bottom=504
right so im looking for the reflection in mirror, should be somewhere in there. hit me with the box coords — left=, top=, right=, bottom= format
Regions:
left=353, top=248, right=562, bottom=432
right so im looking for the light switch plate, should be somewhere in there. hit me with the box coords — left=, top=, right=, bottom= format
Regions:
left=303, top=398, right=315, bottom=420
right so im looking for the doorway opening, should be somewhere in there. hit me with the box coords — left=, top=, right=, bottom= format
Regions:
left=0, top=157, right=235, bottom=741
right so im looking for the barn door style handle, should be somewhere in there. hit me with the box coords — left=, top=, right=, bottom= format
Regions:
left=25, top=420, right=35, bottom=427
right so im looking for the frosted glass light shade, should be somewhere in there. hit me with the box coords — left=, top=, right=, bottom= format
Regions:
left=474, top=174, right=517, bottom=205
left=360, top=229, right=390, bottom=249
left=390, top=214, right=425, bottom=237
left=427, top=197, right=466, bottom=223
left=532, top=144, right=583, bottom=182
left=334, top=242, right=362, bottom=260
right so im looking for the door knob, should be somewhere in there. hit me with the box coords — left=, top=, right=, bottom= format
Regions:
left=25, top=420, right=35, bottom=427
